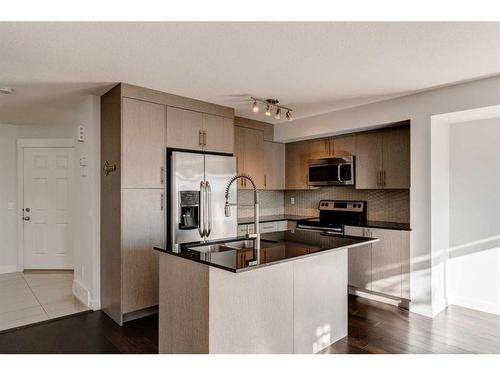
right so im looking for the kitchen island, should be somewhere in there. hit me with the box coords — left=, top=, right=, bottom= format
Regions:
left=155, top=230, right=377, bottom=354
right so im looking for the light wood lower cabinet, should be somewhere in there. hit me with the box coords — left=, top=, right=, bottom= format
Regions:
left=237, top=220, right=288, bottom=235
left=122, top=189, right=164, bottom=314
left=344, top=226, right=372, bottom=290
left=344, top=226, right=410, bottom=300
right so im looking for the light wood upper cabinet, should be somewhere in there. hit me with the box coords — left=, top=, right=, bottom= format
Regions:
left=122, top=188, right=164, bottom=314
left=166, top=106, right=204, bottom=151
left=263, top=141, right=285, bottom=190
left=330, top=134, right=355, bottom=156
left=285, top=141, right=310, bottom=190
left=167, top=107, right=234, bottom=153
left=234, top=126, right=265, bottom=189
left=202, top=114, right=234, bottom=154
left=355, top=131, right=382, bottom=189
left=381, top=126, right=410, bottom=189
left=308, top=138, right=329, bottom=159
left=355, top=124, right=410, bottom=189
left=122, top=98, right=166, bottom=189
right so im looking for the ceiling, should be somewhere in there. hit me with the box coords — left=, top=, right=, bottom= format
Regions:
left=1, top=22, right=500, bottom=126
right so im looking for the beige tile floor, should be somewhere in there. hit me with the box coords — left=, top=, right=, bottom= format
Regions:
left=0, top=270, right=89, bottom=332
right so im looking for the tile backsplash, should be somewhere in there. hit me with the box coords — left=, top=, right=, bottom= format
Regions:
left=238, top=188, right=409, bottom=223
left=238, top=190, right=284, bottom=218
left=284, top=187, right=410, bottom=223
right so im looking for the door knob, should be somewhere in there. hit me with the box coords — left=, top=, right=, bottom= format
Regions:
left=23, top=216, right=30, bottom=221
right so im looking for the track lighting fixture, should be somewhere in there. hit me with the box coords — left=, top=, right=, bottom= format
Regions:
left=250, top=97, right=293, bottom=121
left=274, top=107, right=281, bottom=120
left=252, top=100, right=259, bottom=113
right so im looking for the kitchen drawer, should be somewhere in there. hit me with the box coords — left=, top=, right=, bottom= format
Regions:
left=260, top=222, right=278, bottom=233
left=238, top=221, right=281, bottom=235
left=277, top=220, right=288, bottom=231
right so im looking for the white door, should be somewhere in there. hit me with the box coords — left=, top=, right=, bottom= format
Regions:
left=23, top=147, right=74, bottom=269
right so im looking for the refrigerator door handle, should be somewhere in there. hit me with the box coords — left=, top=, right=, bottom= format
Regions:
left=198, top=181, right=205, bottom=238
left=206, top=181, right=212, bottom=237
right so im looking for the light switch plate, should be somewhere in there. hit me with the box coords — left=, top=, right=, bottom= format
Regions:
left=290, top=197, right=295, bottom=205
left=77, top=125, right=85, bottom=142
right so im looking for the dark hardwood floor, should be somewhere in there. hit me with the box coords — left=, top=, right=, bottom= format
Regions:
left=1, top=295, right=499, bottom=354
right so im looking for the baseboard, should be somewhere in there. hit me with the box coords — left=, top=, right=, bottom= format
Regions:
left=90, top=298, right=101, bottom=311
left=0, top=266, right=17, bottom=274
left=448, top=295, right=500, bottom=316
left=123, top=306, right=158, bottom=323
left=72, top=279, right=91, bottom=308
left=348, top=286, right=410, bottom=310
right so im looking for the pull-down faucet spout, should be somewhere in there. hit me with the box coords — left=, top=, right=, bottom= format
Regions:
left=224, top=174, right=260, bottom=265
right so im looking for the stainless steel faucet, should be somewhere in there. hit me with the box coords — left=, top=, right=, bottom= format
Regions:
left=224, top=174, right=260, bottom=265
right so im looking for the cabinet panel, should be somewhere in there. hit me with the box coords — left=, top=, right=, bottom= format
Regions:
left=370, top=228, right=403, bottom=298
left=263, top=141, right=285, bottom=190
left=331, top=134, right=355, bottom=156
left=355, top=131, right=382, bottom=189
left=308, top=138, right=329, bottom=159
left=122, top=98, right=166, bottom=188
left=122, top=188, right=164, bottom=314
left=234, top=126, right=265, bottom=190
left=345, top=226, right=372, bottom=290
left=166, top=106, right=203, bottom=151
left=401, top=231, right=411, bottom=300
left=381, top=126, right=410, bottom=188
left=285, top=141, right=310, bottom=189
left=203, top=114, right=234, bottom=154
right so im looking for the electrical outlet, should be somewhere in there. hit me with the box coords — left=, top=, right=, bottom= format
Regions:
left=291, top=197, right=295, bottom=205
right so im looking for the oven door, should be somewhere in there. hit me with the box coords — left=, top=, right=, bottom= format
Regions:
left=308, top=157, right=354, bottom=186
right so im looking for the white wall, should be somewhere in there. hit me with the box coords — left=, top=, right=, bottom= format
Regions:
left=275, top=75, right=500, bottom=317
left=0, top=95, right=101, bottom=310
left=71, top=96, right=101, bottom=309
left=0, top=123, right=73, bottom=273
left=447, top=117, right=500, bottom=315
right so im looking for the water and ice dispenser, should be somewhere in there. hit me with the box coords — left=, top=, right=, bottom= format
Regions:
left=178, top=191, right=200, bottom=230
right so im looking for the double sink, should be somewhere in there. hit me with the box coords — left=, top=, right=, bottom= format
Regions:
left=186, top=238, right=277, bottom=253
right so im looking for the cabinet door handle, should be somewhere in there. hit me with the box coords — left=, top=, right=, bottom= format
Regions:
left=383, top=170, right=386, bottom=186
left=160, top=193, right=164, bottom=211
left=264, top=174, right=267, bottom=188
left=160, top=166, right=164, bottom=185
left=199, top=130, right=204, bottom=146
left=203, top=131, right=207, bottom=146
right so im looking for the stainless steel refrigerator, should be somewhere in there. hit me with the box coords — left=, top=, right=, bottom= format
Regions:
left=168, top=150, right=237, bottom=251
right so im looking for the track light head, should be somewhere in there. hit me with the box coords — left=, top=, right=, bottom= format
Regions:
left=285, top=110, right=293, bottom=121
left=265, top=105, right=271, bottom=116
left=274, top=107, right=281, bottom=120
left=252, top=100, right=259, bottom=113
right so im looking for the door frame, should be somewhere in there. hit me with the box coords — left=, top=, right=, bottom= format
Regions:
left=17, top=138, right=75, bottom=271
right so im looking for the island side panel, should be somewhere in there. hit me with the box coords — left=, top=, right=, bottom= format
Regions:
left=208, top=262, right=294, bottom=354
left=159, top=253, right=210, bottom=354
left=293, top=248, right=348, bottom=354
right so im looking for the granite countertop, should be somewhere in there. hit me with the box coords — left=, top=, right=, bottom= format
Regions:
left=237, top=214, right=317, bottom=225
left=238, top=215, right=410, bottom=231
left=346, top=221, right=411, bottom=231
left=154, top=230, right=377, bottom=273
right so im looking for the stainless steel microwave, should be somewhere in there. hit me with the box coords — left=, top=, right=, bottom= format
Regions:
left=308, top=156, right=355, bottom=186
